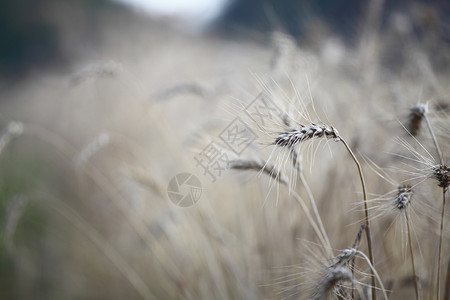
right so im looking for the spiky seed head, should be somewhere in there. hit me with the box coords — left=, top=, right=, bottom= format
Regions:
left=332, top=248, right=357, bottom=268
left=327, top=266, right=353, bottom=283
left=273, top=124, right=340, bottom=148
left=408, top=103, right=428, bottom=136
left=411, top=103, right=428, bottom=116
left=313, top=266, right=353, bottom=300
left=395, top=185, right=413, bottom=210
left=432, top=165, right=449, bottom=190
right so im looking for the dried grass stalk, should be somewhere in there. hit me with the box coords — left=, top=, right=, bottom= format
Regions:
left=396, top=185, right=421, bottom=299
left=230, top=158, right=330, bottom=256
left=273, top=122, right=377, bottom=299
left=229, top=159, right=287, bottom=185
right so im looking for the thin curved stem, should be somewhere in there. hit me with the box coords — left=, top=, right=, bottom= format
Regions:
left=356, top=250, right=388, bottom=300
left=351, top=225, right=366, bottom=300
left=290, top=189, right=330, bottom=258
left=421, top=107, right=445, bottom=300
left=288, top=148, right=333, bottom=258
left=437, top=189, right=447, bottom=300
left=339, top=137, right=376, bottom=300
left=298, top=166, right=333, bottom=257
left=406, top=210, right=421, bottom=300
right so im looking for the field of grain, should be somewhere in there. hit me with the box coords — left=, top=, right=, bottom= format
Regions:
left=0, top=3, right=449, bottom=299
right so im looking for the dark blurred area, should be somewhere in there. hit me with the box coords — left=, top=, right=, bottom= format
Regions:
left=218, top=0, right=449, bottom=43
left=0, top=0, right=57, bottom=75
left=0, top=0, right=449, bottom=79
left=0, top=0, right=117, bottom=79
left=218, top=0, right=366, bottom=41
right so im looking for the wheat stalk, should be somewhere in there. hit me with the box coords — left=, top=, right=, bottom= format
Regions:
left=396, top=185, right=421, bottom=300
left=289, top=148, right=333, bottom=257
left=434, top=164, right=449, bottom=300
left=229, top=158, right=287, bottom=185
left=411, top=103, right=448, bottom=300
left=229, top=158, right=331, bottom=255
left=273, top=123, right=377, bottom=299
left=437, top=183, right=448, bottom=300
left=351, top=225, right=366, bottom=299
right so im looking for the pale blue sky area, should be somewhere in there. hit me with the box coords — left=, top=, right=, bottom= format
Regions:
left=113, top=0, right=230, bottom=29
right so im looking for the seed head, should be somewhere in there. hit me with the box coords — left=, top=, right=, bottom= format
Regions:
left=395, top=185, right=413, bottom=210
left=313, top=266, right=353, bottom=300
left=332, top=248, right=357, bottom=268
left=432, top=165, right=449, bottom=190
left=273, top=124, right=340, bottom=148
left=408, top=103, right=428, bottom=136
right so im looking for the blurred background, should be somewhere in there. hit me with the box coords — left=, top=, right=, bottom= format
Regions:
left=1, top=0, right=448, bottom=78
left=0, top=0, right=449, bottom=299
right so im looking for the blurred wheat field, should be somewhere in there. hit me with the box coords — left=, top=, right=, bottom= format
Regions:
left=0, top=3, right=449, bottom=300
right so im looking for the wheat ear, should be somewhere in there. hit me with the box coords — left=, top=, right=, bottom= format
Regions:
left=273, top=123, right=339, bottom=147
left=312, top=266, right=353, bottom=300
left=408, top=103, right=427, bottom=137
